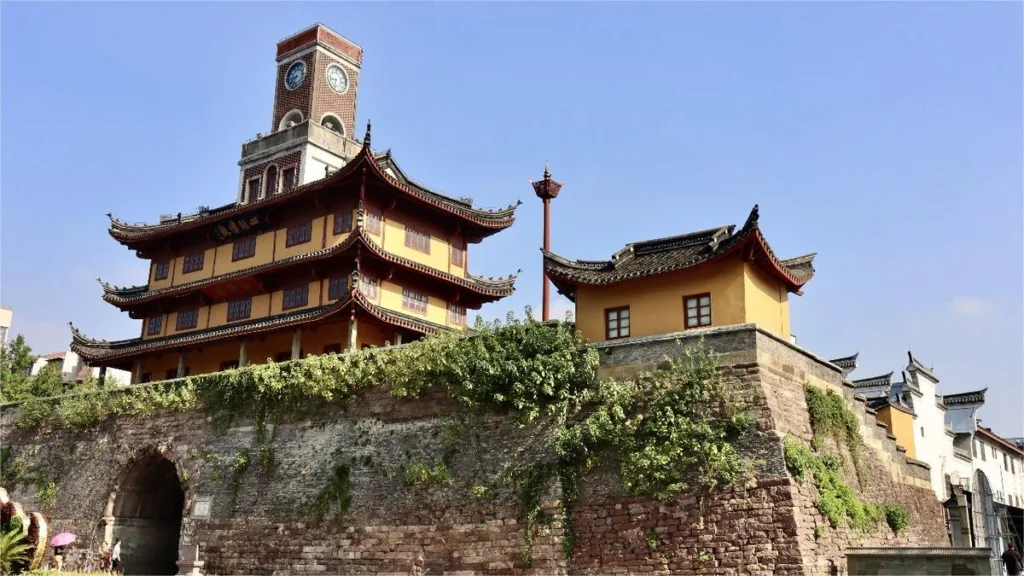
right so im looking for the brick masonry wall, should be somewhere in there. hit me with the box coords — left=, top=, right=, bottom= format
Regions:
left=311, top=50, right=359, bottom=140
left=273, top=53, right=314, bottom=132
left=242, top=151, right=302, bottom=201
left=0, top=324, right=950, bottom=574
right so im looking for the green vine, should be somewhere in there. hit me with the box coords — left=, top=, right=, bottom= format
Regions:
left=804, top=384, right=863, bottom=481
left=35, top=480, right=56, bottom=511
left=228, top=451, right=250, bottom=513
left=783, top=437, right=908, bottom=533
left=304, top=464, right=352, bottom=525
left=400, top=459, right=451, bottom=488
left=512, top=461, right=557, bottom=568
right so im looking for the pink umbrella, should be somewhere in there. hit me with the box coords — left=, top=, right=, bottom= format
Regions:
left=49, top=532, right=76, bottom=547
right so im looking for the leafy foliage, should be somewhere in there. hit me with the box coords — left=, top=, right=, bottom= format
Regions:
left=228, top=451, right=250, bottom=513
left=305, top=464, right=352, bottom=525
left=884, top=503, right=910, bottom=534
left=558, top=342, right=752, bottom=502
left=400, top=459, right=452, bottom=488
left=35, top=481, right=56, bottom=511
left=804, top=384, right=862, bottom=480
left=0, top=527, right=30, bottom=574
left=783, top=437, right=908, bottom=533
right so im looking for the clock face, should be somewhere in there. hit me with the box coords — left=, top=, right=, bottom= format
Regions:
left=285, top=61, right=306, bottom=90
left=326, top=64, right=349, bottom=94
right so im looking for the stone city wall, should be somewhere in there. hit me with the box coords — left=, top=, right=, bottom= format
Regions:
left=0, top=324, right=949, bottom=574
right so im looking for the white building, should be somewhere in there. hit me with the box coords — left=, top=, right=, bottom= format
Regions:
left=31, top=350, right=131, bottom=387
left=831, top=350, right=1024, bottom=572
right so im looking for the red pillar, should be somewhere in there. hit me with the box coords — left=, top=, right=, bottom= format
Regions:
left=532, top=165, right=563, bottom=322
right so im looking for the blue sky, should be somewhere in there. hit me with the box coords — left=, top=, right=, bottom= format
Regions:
left=1, top=3, right=1020, bottom=434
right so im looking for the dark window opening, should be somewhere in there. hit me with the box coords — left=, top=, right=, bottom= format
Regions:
left=147, top=316, right=163, bottom=336
left=154, top=261, right=170, bottom=281
left=176, top=309, right=199, bottom=330
left=286, top=221, right=313, bottom=247
left=232, top=236, right=257, bottom=261
left=227, top=298, right=252, bottom=321
left=182, top=252, right=205, bottom=274
left=282, top=284, right=309, bottom=310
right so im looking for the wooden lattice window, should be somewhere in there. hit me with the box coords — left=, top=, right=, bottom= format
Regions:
left=285, top=221, right=313, bottom=247
left=176, top=309, right=199, bottom=330
left=328, top=275, right=347, bottom=300
left=282, top=284, right=309, bottom=310
left=404, top=227, right=430, bottom=254
left=154, top=261, right=170, bottom=281
left=147, top=316, right=163, bottom=336
left=451, top=244, right=465, bottom=267
left=334, top=210, right=353, bottom=234
left=182, top=252, right=205, bottom=274
left=605, top=307, right=630, bottom=339
left=282, top=167, right=296, bottom=193
left=227, top=298, right=252, bottom=321
left=360, top=276, right=379, bottom=300
left=449, top=303, right=466, bottom=326
left=684, top=294, right=712, bottom=329
left=366, top=212, right=382, bottom=235
left=232, top=236, right=257, bottom=261
left=402, top=288, right=428, bottom=314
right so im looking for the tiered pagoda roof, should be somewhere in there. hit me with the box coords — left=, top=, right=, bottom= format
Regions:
left=107, top=134, right=520, bottom=250
left=71, top=280, right=447, bottom=365
left=542, top=205, right=816, bottom=301
left=99, top=226, right=517, bottom=313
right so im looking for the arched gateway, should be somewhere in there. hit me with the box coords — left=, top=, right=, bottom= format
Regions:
left=108, top=449, right=185, bottom=575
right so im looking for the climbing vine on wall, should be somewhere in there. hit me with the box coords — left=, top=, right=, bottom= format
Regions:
left=786, top=386, right=912, bottom=534
left=4, top=311, right=755, bottom=566
left=803, top=384, right=863, bottom=481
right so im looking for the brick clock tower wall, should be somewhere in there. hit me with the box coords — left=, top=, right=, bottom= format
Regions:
left=272, top=25, right=363, bottom=137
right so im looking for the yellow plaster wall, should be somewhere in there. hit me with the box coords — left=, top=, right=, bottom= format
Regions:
left=212, top=232, right=276, bottom=276
left=876, top=406, right=917, bottom=459
left=742, top=263, right=791, bottom=340
left=575, top=259, right=747, bottom=343
left=380, top=214, right=459, bottom=276
left=145, top=208, right=472, bottom=294
left=301, top=322, right=349, bottom=355
left=247, top=331, right=295, bottom=365
left=378, top=279, right=448, bottom=327
left=357, top=322, right=393, bottom=349
left=139, top=354, right=178, bottom=382
left=187, top=340, right=242, bottom=376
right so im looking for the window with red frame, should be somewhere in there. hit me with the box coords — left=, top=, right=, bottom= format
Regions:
left=605, top=307, right=630, bottom=339
left=684, top=294, right=712, bottom=328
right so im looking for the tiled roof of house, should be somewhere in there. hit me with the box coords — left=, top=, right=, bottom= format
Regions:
left=40, top=351, right=66, bottom=361
left=100, top=227, right=517, bottom=309
left=107, top=130, right=519, bottom=246
left=867, top=396, right=914, bottom=416
left=851, top=372, right=894, bottom=389
left=976, top=427, right=1024, bottom=457
left=542, top=205, right=815, bottom=301
left=829, top=353, right=859, bottom=371
left=942, top=389, right=987, bottom=405
left=71, top=288, right=450, bottom=363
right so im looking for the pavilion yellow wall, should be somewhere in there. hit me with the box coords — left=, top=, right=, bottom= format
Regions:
left=378, top=279, right=449, bottom=327
left=269, top=280, right=324, bottom=316
left=145, top=204, right=477, bottom=299
left=876, top=406, right=917, bottom=459
left=742, top=263, right=791, bottom=340
left=574, top=259, right=746, bottom=343
left=212, top=232, right=277, bottom=276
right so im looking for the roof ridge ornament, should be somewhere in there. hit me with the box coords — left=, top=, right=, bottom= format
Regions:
left=362, top=120, right=372, bottom=150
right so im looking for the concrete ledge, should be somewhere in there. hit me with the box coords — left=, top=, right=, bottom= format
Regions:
left=847, top=547, right=989, bottom=558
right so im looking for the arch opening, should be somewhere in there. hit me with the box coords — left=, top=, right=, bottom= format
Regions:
left=321, top=114, right=345, bottom=136
left=111, top=452, right=184, bottom=575
left=279, top=109, right=304, bottom=131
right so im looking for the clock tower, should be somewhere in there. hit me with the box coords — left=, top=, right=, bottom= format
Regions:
left=237, top=24, right=365, bottom=205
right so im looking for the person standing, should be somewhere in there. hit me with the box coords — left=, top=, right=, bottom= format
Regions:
left=1003, top=544, right=1023, bottom=576
left=110, top=538, right=122, bottom=573
left=53, top=545, right=64, bottom=571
